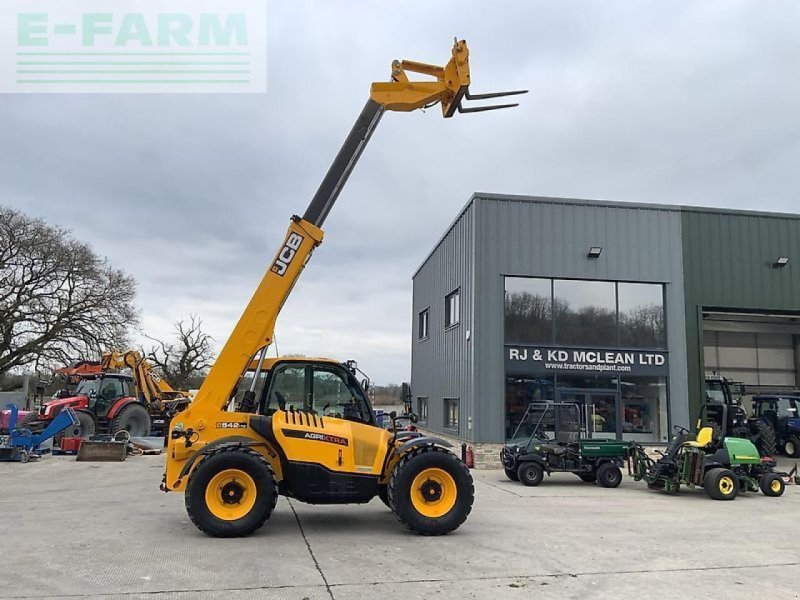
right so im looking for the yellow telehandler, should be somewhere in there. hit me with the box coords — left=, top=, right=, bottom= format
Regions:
left=162, top=39, right=526, bottom=536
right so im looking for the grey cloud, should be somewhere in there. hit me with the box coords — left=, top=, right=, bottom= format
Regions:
left=3, top=1, right=800, bottom=382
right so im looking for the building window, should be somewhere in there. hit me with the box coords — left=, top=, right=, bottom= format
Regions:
left=444, top=398, right=459, bottom=431
left=418, top=308, right=429, bottom=340
left=417, top=397, right=428, bottom=424
left=618, top=283, right=666, bottom=349
left=504, top=277, right=666, bottom=350
left=553, top=279, right=617, bottom=347
left=505, top=277, right=552, bottom=344
left=505, top=376, right=555, bottom=440
left=445, top=289, right=460, bottom=328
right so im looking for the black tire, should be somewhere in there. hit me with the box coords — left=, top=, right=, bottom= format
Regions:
left=750, top=420, right=776, bottom=457
left=504, top=467, right=520, bottom=482
left=760, top=473, right=786, bottom=497
left=110, top=403, right=151, bottom=437
left=578, top=472, right=597, bottom=483
left=703, top=468, right=739, bottom=501
left=387, top=446, right=474, bottom=536
left=377, top=485, right=391, bottom=508
left=13, top=412, right=37, bottom=431
left=67, top=411, right=95, bottom=439
left=186, top=447, right=278, bottom=538
left=784, top=437, right=800, bottom=459
left=517, top=462, right=544, bottom=487
left=597, top=463, right=623, bottom=488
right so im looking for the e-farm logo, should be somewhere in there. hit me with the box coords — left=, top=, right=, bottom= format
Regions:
left=0, top=0, right=266, bottom=93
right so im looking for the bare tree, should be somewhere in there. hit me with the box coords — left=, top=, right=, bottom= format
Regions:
left=146, top=315, right=214, bottom=389
left=0, top=206, right=138, bottom=375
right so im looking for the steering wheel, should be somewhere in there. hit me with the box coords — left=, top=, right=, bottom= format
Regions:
left=534, top=430, right=550, bottom=441
left=321, top=402, right=355, bottom=417
left=673, top=425, right=690, bottom=435
left=274, top=391, right=286, bottom=410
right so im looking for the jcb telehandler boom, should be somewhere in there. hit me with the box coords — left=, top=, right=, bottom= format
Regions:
left=163, top=40, right=526, bottom=537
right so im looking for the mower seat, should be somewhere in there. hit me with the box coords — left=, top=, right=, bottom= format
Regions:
left=685, top=426, right=713, bottom=448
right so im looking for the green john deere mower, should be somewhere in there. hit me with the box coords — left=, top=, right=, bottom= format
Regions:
left=630, top=424, right=787, bottom=500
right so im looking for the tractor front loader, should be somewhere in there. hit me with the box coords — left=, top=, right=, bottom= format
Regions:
left=162, top=40, right=526, bottom=537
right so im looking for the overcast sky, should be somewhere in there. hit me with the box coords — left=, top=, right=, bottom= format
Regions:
left=3, top=1, right=799, bottom=383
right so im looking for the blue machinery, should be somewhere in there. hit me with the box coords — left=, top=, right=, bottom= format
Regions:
left=0, top=403, right=79, bottom=462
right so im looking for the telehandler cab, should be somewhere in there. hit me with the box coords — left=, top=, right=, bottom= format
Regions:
left=162, top=40, right=526, bottom=537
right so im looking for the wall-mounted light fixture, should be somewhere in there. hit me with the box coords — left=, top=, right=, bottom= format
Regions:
left=774, top=256, right=790, bottom=268
left=587, top=246, right=603, bottom=259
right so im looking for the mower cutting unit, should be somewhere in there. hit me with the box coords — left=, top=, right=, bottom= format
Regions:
left=0, top=403, right=79, bottom=463
left=501, top=403, right=633, bottom=488
left=630, top=425, right=788, bottom=500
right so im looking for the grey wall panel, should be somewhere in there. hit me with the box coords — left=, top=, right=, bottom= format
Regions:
left=471, top=194, right=690, bottom=442
left=411, top=202, right=475, bottom=440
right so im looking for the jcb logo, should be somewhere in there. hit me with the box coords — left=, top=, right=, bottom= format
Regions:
left=271, top=233, right=304, bottom=276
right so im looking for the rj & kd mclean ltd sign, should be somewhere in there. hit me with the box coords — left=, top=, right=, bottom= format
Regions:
left=505, top=346, right=669, bottom=377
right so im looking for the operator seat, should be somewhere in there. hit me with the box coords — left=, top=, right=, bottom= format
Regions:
left=685, top=426, right=714, bottom=448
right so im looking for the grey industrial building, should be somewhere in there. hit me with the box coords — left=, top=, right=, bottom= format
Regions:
left=411, top=193, right=800, bottom=444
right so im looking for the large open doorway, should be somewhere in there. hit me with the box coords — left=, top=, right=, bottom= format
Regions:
left=703, top=311, right=800, bottom=399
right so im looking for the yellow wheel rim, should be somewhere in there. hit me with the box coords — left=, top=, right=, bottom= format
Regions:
left=205, top=469, right=257, bottom=521
left=410, top=467, right=457, bottom=518
left=718, top=476, right=735, bottom=496
left=771, top=479, right=782, bottom=493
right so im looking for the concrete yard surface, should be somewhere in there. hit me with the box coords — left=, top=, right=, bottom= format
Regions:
left=1, top=455, right=799, bottom=599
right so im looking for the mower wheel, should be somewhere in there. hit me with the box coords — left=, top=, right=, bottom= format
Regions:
left=388, top=445, right=474, bottom=536
left=704, top=468, right=738, bottom=501
left=70, top=411, right=96, bottom=439
left=578, top=472, right=597, bottom=483
left=597, top=463, right=623, bottom=488
left=784, top=438, right=800, bottom=459
left=517, top=462, right=544, bottom=487
left=110, top=403, right=151, bottom=437
left=760, top=473, right=786, bottom=497
left=504, top=467, right=520, bottom=482
left=186, top=446, right=277, bottom=538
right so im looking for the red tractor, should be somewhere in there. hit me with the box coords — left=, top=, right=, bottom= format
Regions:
left=38, top=371, right=151, bottom=438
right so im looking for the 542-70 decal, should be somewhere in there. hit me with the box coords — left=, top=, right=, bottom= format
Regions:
left=282, top=428, right=349, bottom=447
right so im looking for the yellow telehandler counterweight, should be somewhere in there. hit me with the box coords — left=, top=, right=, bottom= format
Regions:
left=162, top=39, right=526, bottom=537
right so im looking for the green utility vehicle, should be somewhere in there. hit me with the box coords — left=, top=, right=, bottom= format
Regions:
left=630, top=421, right=787, bottom=501
left=501, top=402, right=633, bottom=487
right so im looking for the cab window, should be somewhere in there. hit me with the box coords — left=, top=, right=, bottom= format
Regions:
left=263, top=363, right=373, bottom=425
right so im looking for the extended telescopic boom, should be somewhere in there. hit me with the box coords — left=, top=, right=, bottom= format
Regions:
left=184, top=39, right=527, bottom=415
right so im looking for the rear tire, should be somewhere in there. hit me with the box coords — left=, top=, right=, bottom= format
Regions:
left=110, top=403, right=151, bottom=437
left=597, top=463, right=623, bottom=488
left=784, top=438, right=800, bottom=459
left=750, top=420, right=776, bottom=457
left=517, top=462, right=544, bottom=487
left=388, top=446, right=474, bottom=536
left=760, top=473, right=786, bottom=497
left=504, top=467, right=520, bottom=481
left=186, top=447, right=278, bottom=537
left=377, top=485, right=391, bottom=508
left=704, top=468, right=738, bottom=501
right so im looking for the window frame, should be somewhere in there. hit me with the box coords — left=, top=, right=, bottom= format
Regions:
left=417, top=396, right=428, bottom=425
left=445, top=288, right=460, bottom=330
left=443, top=397, right=460, bottom=432
left=418, top=307, right=430, bottom=341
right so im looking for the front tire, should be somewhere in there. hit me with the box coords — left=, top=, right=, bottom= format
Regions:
left=597, top=463, right=623, bottom=488
left=704, top=468, right=738, bottom=501
left=504, top=467, right=520, bottom=481
left=784, top=438, right=800, bottom=458
left=186, top=447, right=278, bottom=537
left=517, top=462, right=544, bottom=487
left=388, top=446, right=474, bottom=536
left=578, top=472, right=597, bottom=483
left=110, top=403, right=151, bottom=437
left=69, top=411, right=96, bottom=439
left=760, top=473, right=786, bottom=497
